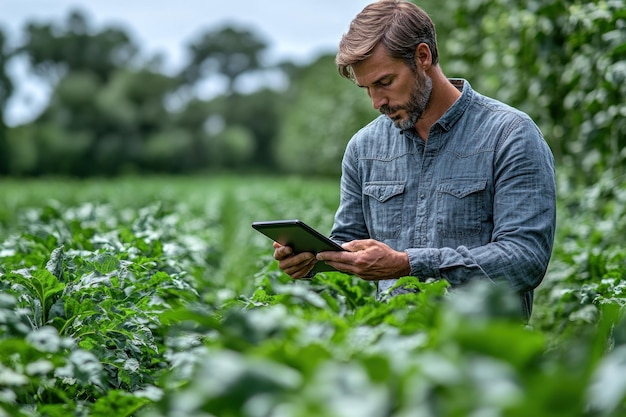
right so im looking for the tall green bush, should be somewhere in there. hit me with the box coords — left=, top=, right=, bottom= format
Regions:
left=276, top=0, right=625, bottom=180
left=274, top=55, right=377, bottom=176
left=427, top=0, right=626, bottom=180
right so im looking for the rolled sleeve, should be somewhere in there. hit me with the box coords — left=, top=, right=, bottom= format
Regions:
left=406, top=248, right=443, bottom=279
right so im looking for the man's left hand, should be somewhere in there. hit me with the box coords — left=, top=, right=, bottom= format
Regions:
left=316, top=239, right=411, bottom=280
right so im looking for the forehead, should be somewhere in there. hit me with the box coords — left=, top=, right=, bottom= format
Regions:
left=352, top=44, right=408, bottom=86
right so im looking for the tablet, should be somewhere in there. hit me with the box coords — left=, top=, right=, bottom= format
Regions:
left=252, top=219, right=345, bottom=273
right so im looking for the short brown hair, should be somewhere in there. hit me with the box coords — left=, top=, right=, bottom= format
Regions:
left=336, top=0, right=439, bottom=80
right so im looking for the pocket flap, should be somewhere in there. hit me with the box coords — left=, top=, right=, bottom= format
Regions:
left=437, top=178, right=488, bottom=199
left=364, top=181, right=406, bottom=203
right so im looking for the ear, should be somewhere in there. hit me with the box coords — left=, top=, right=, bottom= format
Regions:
left=414, top=43, right=432, bottom=70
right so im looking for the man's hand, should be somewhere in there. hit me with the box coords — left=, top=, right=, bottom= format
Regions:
left=273, top=242, right=317, bottom=279
left=316, top=239, right=411, bottom=280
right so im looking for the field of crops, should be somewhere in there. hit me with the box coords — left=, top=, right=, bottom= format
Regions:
left=0, top=173, right=625, bottom=417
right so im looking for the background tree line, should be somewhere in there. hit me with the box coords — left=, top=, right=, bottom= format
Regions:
left=0, top=0, right=624, bottom=181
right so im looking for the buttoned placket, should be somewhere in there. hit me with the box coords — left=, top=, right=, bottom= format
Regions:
left=413, top=124, right=448, bottom=249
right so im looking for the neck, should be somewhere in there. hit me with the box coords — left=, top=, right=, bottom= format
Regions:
left=415, top=66, right=461, bottom=140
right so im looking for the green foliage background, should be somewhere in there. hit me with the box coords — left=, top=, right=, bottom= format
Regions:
left=0, top=0, right=624, bottom=180
left=1, top=0, right=625, bottom=415
left=274, top=55, right=377, bottom=176
left=428, top=0, right=626, bottom=182
left=0, top=174, right=624, bottom=416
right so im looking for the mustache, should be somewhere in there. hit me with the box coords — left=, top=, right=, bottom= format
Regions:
left=379, top=105, right=403, bottom=115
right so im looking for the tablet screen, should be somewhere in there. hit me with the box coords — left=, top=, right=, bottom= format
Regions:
left=252, top=219, right=344, bottom=272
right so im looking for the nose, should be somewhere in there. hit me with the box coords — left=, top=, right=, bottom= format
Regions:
left=370, top=88, right=388, bottom=110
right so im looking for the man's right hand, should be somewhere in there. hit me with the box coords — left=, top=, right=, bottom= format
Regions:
left=273, top=242, right=317, bottom=279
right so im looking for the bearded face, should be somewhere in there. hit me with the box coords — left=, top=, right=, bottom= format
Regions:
left=379, top=70, right=433, bottom=130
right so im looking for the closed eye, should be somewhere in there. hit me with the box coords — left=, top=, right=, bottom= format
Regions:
left=356, top=76, right=394, bottom=90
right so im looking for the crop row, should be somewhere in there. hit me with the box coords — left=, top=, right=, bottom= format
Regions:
left=0, top=174, right=624, bottom=416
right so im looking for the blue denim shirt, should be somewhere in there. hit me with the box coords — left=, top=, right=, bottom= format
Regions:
left=329, top=79, right=556, bottom=320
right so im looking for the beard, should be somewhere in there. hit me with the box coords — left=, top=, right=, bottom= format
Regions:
left=380, top=72, right=432, bottom=131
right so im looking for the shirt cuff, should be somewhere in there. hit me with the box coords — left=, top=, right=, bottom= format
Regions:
left=406, top=248, right=442, bottom=280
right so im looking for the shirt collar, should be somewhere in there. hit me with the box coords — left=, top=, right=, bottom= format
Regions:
left=436, top=78, right=473, bottom=132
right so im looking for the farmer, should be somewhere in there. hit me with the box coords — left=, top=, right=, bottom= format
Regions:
left=272, top=0, right=556, bottom=321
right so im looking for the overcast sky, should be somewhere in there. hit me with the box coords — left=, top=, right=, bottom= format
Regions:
left=1, top=0, right=372, bottom=125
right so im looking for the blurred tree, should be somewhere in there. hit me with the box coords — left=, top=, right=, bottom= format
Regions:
left=23, top=66, right=179, bottom=176
left=207, top=88, right=281, bottom=169
left=207, top=125, right=255, bottom=169
left=20, top=10, right=137, bottom=85
left=30, top=123, right=92, bottom=176
left=142, top=128, right=195, bottom=173
left=274, top=54, right=378, bottom=176
left=4, top=125, right=38, bottom=175
left=10, top=10, right=173, bottom=176
left=102, top=68, right=179, bottom=174
left=181, top=26, right=268, bottom=94
left=0, top=28, right=13, bottom=174
left=7, top=0, right=621, bottom=180
left=8, top=10, right=284, bottom=176
left=171, top=98, right=213, bottom=169
left=413, top=0, right=626, bottom=181
left=176, top=25, right=282, bottom=171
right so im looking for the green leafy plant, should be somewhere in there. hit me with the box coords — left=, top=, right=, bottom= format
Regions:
left=0, top=175, right=624, bottom=416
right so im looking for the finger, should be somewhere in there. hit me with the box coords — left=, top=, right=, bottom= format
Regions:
left=325, top=260, right=354, bottom=273
left=316, top=251, right=332, bottom=261
left=273, top=245, right=293, bottom=260
left=317, top=250, right=352, bottom=263
left=279, top=251, right=314, bottom=270
left=285, top=256, right=317, bottom=278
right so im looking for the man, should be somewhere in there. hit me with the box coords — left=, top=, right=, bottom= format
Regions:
left=273, top=0, right=556, bottom=321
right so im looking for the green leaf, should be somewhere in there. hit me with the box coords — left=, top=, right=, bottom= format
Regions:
left=32, top=269, right=66, bottom=324
left=92, top=253, right=120, bottom=275
left=45, top=246, right=65, bottom=280
left=26, top=326, right=63, bottom=353
left=452, top=321, right=546, bottom=370
left=90, top=390, right=151, bottom=417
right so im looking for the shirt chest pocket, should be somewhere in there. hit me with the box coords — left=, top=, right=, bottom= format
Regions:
left=436, top=178, right=488, bottom=238
left=363, top=181, right=406, bottom=240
